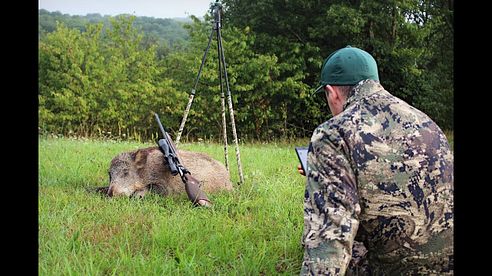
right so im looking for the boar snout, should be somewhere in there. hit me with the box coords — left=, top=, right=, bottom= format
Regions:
left=107, top=184, right=130, bottom=197
left=107, top=180, right=148, bottom=197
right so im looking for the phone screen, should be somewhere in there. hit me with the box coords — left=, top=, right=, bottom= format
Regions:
left=295, top=146, right=309, bottom=173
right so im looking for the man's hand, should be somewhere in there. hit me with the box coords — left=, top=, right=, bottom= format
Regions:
left=297, top=164, right=306, bottom=176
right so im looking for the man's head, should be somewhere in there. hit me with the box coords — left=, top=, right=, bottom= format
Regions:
left=313, top=45, right=379, bottom=115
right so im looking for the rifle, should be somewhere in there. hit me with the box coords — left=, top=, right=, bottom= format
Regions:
left=154, top=113, right=212, bottom=207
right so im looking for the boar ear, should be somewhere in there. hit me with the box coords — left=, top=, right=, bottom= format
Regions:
left=134, top=150, right=148, bottom=169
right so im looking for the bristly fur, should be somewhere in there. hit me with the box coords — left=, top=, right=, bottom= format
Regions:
left=95, top=147, right=233, bottom=198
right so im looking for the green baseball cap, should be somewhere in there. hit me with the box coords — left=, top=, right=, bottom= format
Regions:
left=312, top=45, right=379, bottom=95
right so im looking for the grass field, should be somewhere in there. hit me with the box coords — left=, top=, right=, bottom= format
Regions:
left=39, top=137, right=309, bottom=275
left=39, top=133, right=453, bottom=275
left=444, top=130, right=453, bottom=151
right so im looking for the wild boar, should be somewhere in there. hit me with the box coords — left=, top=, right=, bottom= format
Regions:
left=98, top=147, right=233, bottom=204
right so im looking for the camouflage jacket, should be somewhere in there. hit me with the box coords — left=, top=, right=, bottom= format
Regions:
left=301, top=80, right=454, bottom=275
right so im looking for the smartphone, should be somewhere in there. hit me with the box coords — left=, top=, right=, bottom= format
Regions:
left=295, top=146, right=309, bottom=173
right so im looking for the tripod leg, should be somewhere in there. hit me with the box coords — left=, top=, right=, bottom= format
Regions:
left=217, top=29, right=229, bottom=171
left=175, top=28, right=215, bottom=145
left=175, top=93, right=194, bottom=145
left=217, top=28, right=245, bottom=184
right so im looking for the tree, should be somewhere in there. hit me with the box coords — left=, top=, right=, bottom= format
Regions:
left=39, top=16, right=186, bottom=139
left=222, top=0, right=453, bottom=130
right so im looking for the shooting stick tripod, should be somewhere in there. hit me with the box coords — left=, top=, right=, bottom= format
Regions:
left=175, top=1, right=244, bottom=184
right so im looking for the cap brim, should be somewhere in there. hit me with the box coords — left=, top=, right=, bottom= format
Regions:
left=310, top=84, right=325, bottom=97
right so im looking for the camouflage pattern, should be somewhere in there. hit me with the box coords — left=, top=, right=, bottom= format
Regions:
left=301, top=79, right=453, bottom=275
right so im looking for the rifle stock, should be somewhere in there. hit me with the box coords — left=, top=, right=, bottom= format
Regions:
left=184, top=174, right=212, bottom=207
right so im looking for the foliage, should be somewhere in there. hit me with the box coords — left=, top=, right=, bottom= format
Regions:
left=39, top=16, right=186, bottom=140
left=39, top=0, right=453, bottom=141
left=39, top=9, right=189, bottom=56
left=222, top=0, right=454, bottom=130
left=162, top=16, right=316, bottom=140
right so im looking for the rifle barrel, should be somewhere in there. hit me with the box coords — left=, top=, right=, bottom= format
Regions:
left=154, top=113, right=166, bottom=136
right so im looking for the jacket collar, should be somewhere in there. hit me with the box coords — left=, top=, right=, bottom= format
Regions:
left=342, top=79, right=385, bottom=110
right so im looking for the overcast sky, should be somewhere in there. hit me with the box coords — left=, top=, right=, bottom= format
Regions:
left=39, top=0, right=212, bottom=19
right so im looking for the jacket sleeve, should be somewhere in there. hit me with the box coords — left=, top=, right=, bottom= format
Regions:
left=301, top=126, right=361, bottom=275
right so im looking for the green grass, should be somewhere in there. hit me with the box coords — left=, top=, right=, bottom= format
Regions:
left=39, top=133, right=454, bottom=275
left=39, top=137, right=307, bottom=275
left=444, top=130, right=453, bottom=151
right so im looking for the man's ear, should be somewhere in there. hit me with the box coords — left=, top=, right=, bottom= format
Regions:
left=324, top=85, right=335, bottom=100
left=325, top=85, right=341, bottom=100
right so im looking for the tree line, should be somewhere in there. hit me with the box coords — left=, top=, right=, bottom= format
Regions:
left=39, top=0, right=453, bottom=142
left=39, top=9, right=190, bottom=58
